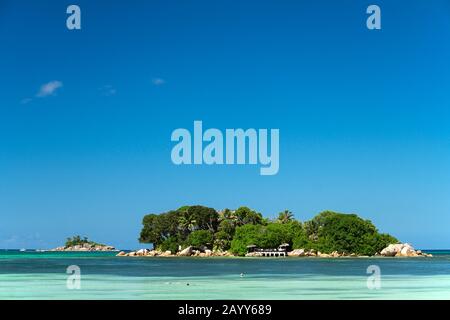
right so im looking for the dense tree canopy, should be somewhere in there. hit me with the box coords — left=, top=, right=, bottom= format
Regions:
left=139, top=206, right=398, bottom=256
left=308, top=212, right=398, bottom=255
left=65, top=235, right=103, bottom=247
left=234, top=207, right=264, bottom=226
left=229, top=220, right=305, bottom=255
left=187, top=230, right=214, bottom=248
left=139, top=211, right=180, bottom=247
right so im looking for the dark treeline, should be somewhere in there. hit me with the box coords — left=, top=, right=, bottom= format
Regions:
left=139, top=205, right=398, bottom=256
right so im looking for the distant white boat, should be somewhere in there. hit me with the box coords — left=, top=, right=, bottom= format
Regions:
left=19, top=248, right=26, bottom=252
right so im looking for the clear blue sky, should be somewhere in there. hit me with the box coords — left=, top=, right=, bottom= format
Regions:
left=1, top=0, right=449, bottom=249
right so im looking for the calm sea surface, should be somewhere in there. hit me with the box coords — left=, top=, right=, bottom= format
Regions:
left=1, top=250, right=449, bottom=299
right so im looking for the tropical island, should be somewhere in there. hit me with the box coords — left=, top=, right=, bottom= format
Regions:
left=51, top=235, right=117, bottom=252
left=117, top=205, right=431, bottom=258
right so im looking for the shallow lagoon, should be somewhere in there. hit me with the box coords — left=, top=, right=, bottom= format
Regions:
left=1, top=250, right=449, bottom=299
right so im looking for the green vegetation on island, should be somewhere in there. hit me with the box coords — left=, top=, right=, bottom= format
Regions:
left=65, top=235, right=104, bottom=247
left=50, top=235, right=116, bottom=252
left=139, top=205, right=398, bottom=256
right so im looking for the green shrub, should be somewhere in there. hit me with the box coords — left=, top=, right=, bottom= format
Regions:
left=214, top=230, right=233, bottom=251
left=187, top=230, right=214, bottom=248
left=230, top=224, right=263, bottom=256
left=158, top=236, right=180, bottom=253
left=230, top=221, right=306, bottom=256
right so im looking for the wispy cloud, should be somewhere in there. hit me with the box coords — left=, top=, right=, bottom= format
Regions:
left=20, top=98, right=32, bottom=105
left=99, top=85, right=117, bottom=96
left=152, top=78, right=166, bottom=86
left=0, top=233, right=47, bottom=249
left=36, top=80, right=63, bottom=97
left=20, top=80, right=64, bottom=104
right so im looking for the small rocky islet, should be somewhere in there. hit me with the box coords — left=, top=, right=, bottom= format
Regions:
left=51, top=243, right=117, bottom=252
left=50, top=235, right=117, bottom=252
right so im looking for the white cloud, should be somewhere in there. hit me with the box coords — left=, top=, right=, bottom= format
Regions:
left=36, top=80, right=63, bottom=97
left=152, top=78, right=166, bottom=86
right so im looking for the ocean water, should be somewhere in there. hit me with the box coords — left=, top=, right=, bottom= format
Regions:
left=1, top=250, right=450, bottom=299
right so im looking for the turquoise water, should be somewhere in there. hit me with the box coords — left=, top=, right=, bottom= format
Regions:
left=1, top=250, right=450, bottom=299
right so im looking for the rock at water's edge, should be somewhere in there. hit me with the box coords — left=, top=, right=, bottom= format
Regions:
left=380, top=243, right=432, bottom=257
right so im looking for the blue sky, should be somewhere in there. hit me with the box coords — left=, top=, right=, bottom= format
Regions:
left=1, top=0, right=450, bottom=249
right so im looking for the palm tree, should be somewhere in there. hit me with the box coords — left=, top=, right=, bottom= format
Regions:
left=178, top=212, right=196, bottom=236
left=221, top=208, right=234, bottom=220
left=277, top=210, right=294, bottom=224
